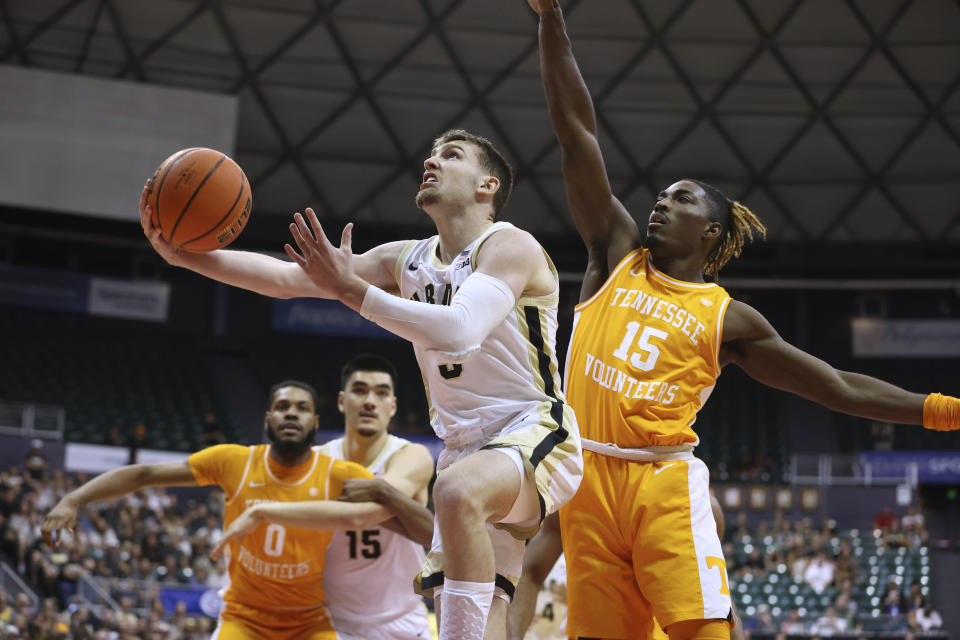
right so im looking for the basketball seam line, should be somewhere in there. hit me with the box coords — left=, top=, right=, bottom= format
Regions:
left=153, top=148, right=195, bottom=238
left=181, top=173, right=247, bottom=248
left=169, top=154, right=227, bottom=245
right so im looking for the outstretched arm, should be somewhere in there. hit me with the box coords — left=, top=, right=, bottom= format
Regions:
left=532, top=0, right=641, bottom=292
left=721, top=301, right=956, bottom=428
left=339, top=443, right=436, bottom=546
left=209, top=499, right=394, bottom=561
left=42, top=462, right=198, bottom=547
left=287, top=213, right=549, bottom=359
left=140, top=182, right=404, bottom=297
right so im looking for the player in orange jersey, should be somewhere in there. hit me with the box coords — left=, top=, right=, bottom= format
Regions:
left=506, top=498, right=744, bottom=640
left=41, top=380, right=418, bottom=640
left=529, top=1, right=959, bottom=639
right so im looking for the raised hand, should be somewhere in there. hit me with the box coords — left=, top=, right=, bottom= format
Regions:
left=41, top=499, right=78, bottom=549
left=140, top=180, right=183, bottom=266
left=285, top=209, right=368, bottom=308
left=527, top=0, right=559, bottom=15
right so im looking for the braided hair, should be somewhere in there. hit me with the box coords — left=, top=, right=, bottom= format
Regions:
left=689, top=180, right=766, bottom=279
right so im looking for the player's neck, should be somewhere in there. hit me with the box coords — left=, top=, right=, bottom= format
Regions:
left=267, top=446, right=313, bottom=468
left=343, top=429, right=390, bottom=468
left=425, top=204, right=494, bottom=264
left=647, top=250, right=707, bottom=284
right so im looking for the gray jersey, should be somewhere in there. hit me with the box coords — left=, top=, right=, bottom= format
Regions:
left=316, top=436, right=427, bottom=625
left=396, top=222, right=566, bottom=447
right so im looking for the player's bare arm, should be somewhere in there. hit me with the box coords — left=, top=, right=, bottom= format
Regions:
left=720, top=300, right=928, bottom=425
left=533, top=0, right=641, bottom=293
left=209, top=499, right=395, bottom=561
left=140, top=183, right=403, bottom=297
left=42, top=461, right=198, bottom=548
left=339, top=443, right=435, bottom=546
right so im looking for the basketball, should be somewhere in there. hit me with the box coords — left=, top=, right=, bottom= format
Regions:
left=147, top=147, right=252, bottom=252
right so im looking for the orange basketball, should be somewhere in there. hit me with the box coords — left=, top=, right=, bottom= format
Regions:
left=147, top=148, right=252, bottom=252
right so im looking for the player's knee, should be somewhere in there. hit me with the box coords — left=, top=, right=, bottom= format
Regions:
left=432, top=472, right=484, bottom=518
left=665, top=618, right=729, bottom=640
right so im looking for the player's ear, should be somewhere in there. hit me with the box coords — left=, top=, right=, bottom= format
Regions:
left=477, top=175, right=500, bottom=197
left=388, top=395, right=397, bottom=419
left=337, top=391, right=345, bottom=414
left=704, top=220, right=722, bottom=239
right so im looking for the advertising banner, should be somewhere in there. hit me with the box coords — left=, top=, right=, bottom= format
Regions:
left=852, top=318, right=960, bottom=357
left=272, top=298, right=395, bottom=339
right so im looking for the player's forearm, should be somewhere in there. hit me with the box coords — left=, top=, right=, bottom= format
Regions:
left=376, top=484, right=434, bottom=547
left=360, top=273, right=514, bottom=359
left=829, top=371, right=926, bottom=424
left=249, top=501, right=392, bottom=531
left=538, top=4, right=599, bottom=143
left=170, top=249, right=316, bottom=299
left=63, top=466, right=164, bottom=508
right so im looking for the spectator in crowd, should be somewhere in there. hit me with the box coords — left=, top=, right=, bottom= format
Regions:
left=780, top=608, right=806, bottom=635
left=23, top=441, right=47, bottom=482
left=803, top=550, right=835, bottom=594
left=874, top=506, right=897, bottom=530
left=906, top=581, right=926, bottom=611
left=833, top=539, right=858, bottom=586
left=882, top=578, right=906, bottom=615
left=834, top=591, right=858, bottom=630
left=901, top=505, right=924, bottom=530
left=811, top=606, right=847, bottom=636
left=912, top=603, right=944, bottom=632
left=745, top=604, right=776, bottom=633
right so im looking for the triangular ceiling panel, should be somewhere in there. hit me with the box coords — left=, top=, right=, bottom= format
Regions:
left=769, top=122, right=864, bottom=181
left=0, top=0, right=954, bottom=248
left=887, top=184, right=960, bottom=239
left=841, top=189, right=908, bottom=241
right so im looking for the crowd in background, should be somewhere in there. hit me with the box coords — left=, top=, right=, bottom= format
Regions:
left=0, top=463, right=224, bottom=639
left=0, top=459, right=947, bottom=640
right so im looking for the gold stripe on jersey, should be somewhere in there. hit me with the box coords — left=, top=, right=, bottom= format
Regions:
left=393, top=239, right=419, bottom=286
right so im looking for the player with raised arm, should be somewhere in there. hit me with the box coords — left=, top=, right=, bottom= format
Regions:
left=529, top=1, right=959, bottom=639
left=140, top=129, right=583, bottom=640
left=42, top=381, right=398, bottom=640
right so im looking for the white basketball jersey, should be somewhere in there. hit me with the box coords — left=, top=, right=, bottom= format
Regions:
left=316, top=436, right=426, bottom=625
left=396, top=222, right=566, bottom=446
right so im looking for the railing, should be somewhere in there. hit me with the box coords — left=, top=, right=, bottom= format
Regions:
left=0, top=402, right=65, bottom=440
left=74, top=572, right=122, bottom=614
left=0, top=562, right=38, bottom=613
left=789, top=453, right=918, bottom=487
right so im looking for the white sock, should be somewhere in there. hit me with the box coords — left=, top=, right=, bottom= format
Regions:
left=438, top=578, right=495, bottom=640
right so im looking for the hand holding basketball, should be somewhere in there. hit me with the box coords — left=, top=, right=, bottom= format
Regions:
left=143, top=147, right=252, bottom=253
left=140, top=180, right=183, bottom=266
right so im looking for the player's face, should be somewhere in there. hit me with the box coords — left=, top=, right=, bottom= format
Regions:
left=415, top=141, right=491, bottom=210
left=264, top=386, right=319, bottom=452
left=338, top=370, right=397, bottom=438
left=645, top=180, right=718, bottom=254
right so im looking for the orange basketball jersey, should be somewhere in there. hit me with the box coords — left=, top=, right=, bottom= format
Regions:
left=189, top=444, right=373, bottom=617
left=564, top=248, right=731, bottom=448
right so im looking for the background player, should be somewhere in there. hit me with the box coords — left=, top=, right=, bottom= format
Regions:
left=529, top=1, right=960, bottom=639
left=139, top=128, right=583, bottom=640
left=316, top=353, right=435, bottom=640
left=41, top=380, right=397, bottom=640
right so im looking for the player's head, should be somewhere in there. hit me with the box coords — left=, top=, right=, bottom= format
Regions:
left=338, top=354, right=398, bottom=438
left=264, top=380, right=320, bottom=457
left=645, top=179, right=765, bottom=279
left=415, top=129, right=514, bottom=219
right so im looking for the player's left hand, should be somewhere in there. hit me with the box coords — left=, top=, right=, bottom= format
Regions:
left=285, top=209, right=362, bottom=301
left=338, top=478, right=387, bottom=503
left=210, top=508, right=260, bottom=561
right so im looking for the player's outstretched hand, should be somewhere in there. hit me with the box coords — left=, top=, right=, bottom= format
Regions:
left=337, top=478, right=387, bottom=503
left=527, top=0, right=559, bottom=16
left=285, top=209, right=360, bottom=300
left=139, top=180, right=183, bottom=266
left=210, top=508, right=260, bottom=561
left=41, top=499, right=78, bottom=549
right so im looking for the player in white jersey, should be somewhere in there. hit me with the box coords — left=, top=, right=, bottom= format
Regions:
left=315, top=354, right=434, bottom=640
left=140, top=129, right=583, bottom=640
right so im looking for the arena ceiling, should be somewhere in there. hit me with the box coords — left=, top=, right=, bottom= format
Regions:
left=2, top=0, right=960, bottom=248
